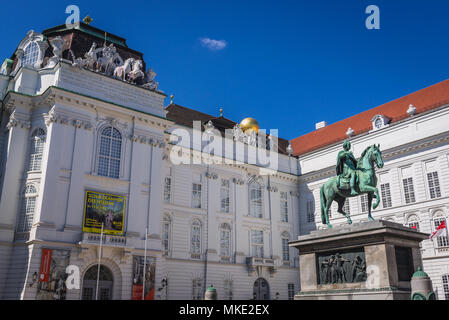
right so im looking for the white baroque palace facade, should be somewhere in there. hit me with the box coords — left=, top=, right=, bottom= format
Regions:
left=1, top=22, right=449, bottom=301
left=0, top=23, right=300, bottom=300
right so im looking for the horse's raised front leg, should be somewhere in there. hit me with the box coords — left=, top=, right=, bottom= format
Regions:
left=360, top=185, right=381, bottom=210
left=367, top=192, right=375, bottom=221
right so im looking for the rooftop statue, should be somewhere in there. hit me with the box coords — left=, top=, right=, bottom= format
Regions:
left=320, top=141, right=384, bottom=228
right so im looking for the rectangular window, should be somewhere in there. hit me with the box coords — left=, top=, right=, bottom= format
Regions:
left=380, top=183, right=392, bottom=208
left=443, top=275, right=449, bottom=300
left=282, top=238, right=290, bottom=261
left=280, top=192, right=288, bottom=222
left=288, top=283, right=295, bottom=300
left=220, top=228, right=231, bottom=257
left=164, top=177, right=172, bottom=203
left=307, top=200, right=315, bottom=223
left=224, top=280, right=233, bottom=300
left=251, top=230, right=264, bottom=258
left=192, top=183, right=202, bottom=208
left=221, top=179, right=230, bottom=213
left=403, top=177, right=416, bottom=204
left=162, top=221, right=170, bottom=254
left=192, top=279, right=203, bottom=300
left=408, top=221, right=420, bottom=231
left=360, top=194, right=369, bottom=213
left=433, top=218, right=449, bottom=248
left=342, top=199, right=350, bottom=214
left=427, top=172, right=442, bottom=199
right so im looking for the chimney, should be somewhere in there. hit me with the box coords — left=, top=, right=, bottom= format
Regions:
left=315, top=121, right=327, bottom=130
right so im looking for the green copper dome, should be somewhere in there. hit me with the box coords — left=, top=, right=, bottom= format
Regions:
left=412, top=267, right=429, bottom=278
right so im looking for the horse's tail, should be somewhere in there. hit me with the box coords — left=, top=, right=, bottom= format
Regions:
left=320, top=185, right=327, bottom=224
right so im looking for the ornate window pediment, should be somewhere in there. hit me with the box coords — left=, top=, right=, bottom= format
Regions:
left=371, top=114, right=391, bottom=131
left=14, top=30, right=48, bottom=72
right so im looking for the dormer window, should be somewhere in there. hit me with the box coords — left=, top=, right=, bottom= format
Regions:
left=22, top=42, right=40, bottom=67
left=371, top=114, right=390, bottom=131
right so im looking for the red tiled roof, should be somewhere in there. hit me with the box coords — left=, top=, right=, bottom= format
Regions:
left=290, top=79, right=449, bottom=156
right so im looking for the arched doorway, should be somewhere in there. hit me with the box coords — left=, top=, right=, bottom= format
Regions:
left=253, top=278, right=270, bottom=300
left=82, top=265, right=113, bottom=300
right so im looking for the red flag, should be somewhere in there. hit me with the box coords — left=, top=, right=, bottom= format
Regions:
left=430, top=220, right=446, bottom=239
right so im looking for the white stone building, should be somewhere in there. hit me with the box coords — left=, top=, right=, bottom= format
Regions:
left=1, top=22, right=449, bottom=301
left=291, top=80, right=449, bottom=300
left=0, top=23, right=300, bottom=300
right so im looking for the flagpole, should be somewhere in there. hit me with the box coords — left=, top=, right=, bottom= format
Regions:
left=142, top=227, right=148, bottom=300
left=96, top=223, right=104, bottom=300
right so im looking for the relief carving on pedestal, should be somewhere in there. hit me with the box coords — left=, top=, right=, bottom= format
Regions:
left=317, top=249, right=367, bottom=285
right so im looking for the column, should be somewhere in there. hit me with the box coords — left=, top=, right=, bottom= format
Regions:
left=0, top=111, right=31, bottom=241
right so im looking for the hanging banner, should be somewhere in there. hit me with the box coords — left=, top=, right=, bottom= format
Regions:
left=39, top=249, right=53, bottom=283
left=36, top=249, right=71, bottom=300
left=83, top=190, right=126, bottom=235
left=131, top=256, right=156, bottom=300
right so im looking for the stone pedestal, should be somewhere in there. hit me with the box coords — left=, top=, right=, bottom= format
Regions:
left=289, top=221, right=428, bottom=300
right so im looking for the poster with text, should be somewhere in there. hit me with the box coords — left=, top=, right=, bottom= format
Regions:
left=132, top=256, right=156, bottom=300
left=83, top=190, right=126, bottom=235
left=36, top=249, right=71, bottom=300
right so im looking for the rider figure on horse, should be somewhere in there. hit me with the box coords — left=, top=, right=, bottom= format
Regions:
left=336, top=140, right=358, bottom=196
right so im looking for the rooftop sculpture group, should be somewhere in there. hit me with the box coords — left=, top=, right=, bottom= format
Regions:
left=69, top=41, right=159, bottom=91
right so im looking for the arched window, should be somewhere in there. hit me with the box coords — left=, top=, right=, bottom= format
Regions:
left=22, top=42, right=40, bottom=67
left=162, top=215, right=171, bottom=255
left=432, top=211, right=448, bottom=248
left=29, top=128, right=45, bottom=171
left=407, top=215, right=420, bottom=231
left=220, top=223, right=232, bottom=258
left=249, top=181, right=263, bottom=218
left=17, top=184, right=37, bottom=232
left=191, top=219, right=202, bottom=259
left=281, top=231, right=290, bottom=262
left=97, top=126, right=122, bottom=179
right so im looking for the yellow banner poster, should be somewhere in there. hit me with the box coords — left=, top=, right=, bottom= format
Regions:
left=83, top=191, right=126, bottom=235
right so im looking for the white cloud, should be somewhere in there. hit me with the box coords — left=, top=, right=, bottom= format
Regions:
left=199, top=37, right=227, bottom=51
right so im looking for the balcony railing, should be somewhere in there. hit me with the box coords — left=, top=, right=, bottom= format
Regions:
left=81, top=232, right=127, bottom=247
left=246, top=256, right=275, bottom=267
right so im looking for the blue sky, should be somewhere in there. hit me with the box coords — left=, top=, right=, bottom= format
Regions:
left=2, top=0, right=449, bottom=140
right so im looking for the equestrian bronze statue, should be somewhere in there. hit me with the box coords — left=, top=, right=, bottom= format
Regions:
left=320, top=141, right=384, bottom=228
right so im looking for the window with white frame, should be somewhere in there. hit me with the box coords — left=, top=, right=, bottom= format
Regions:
left=281, top=232, right=290, bottom=262
left=191, top=220, right=202, bottom=258
left=307, top=200, right=315, bottom=223
left=17, top=184, right=37, bottom=232
left=433, top=216, right=448, bottom=248
left=22, top=42, right=40, bottom=67
left=162, top=215, right=171, bottom=254
left=192, top=278, right=203, bottom=300
left=280, top=191, right=288, bottom=222
left=401, top=167, right=415, bottom=204
left=98, top=126, right=122, bottom=179
left=164, top=176, right=172, bottom=203
left=425, top=161, right=442, bottom=199
left=249, top=181, right=263, bottom=218
left=29, top=128, right=45, bottom=171
left=288, top=283, right=295, bottom=300
left=220, top=223, right=231, bottom=258
left=427, top=172, right=442, bottom=199
left=360, top=194, right=369, bottom=213
left=407, top=215, right=420, bottom=231
left=342, top=199, right=350, bottom=214
left=442, top=275, right=449, bottom=300
left=192, top=183, right=202, bottom=208
left=251, top=230, right=264, bottom=258
left=380, top=183, right=392, bottom=208
left=220, top=179, right=230, bottom=213
left=224, top=279, right=233, bottom=300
